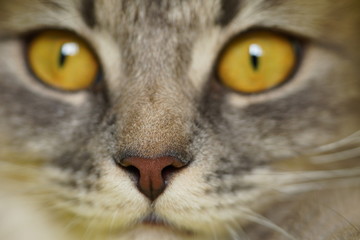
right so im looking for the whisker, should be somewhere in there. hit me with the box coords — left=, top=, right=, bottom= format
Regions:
left=0, top=163, right=43, bottom=173
left=309, top=130, right=360, bottom=154
left=108, top=209, right=120, bottom=239
left=225, top=225, right=243, bottom=240
left=209, top=220, right=220, bottom=240
left=280, top=168, right=360, bottom=181
left=276, top=177, right=360, bottom=194
left=241, top=209, right=298, bottom=240
left=225, top=220, right=249, bottom=240
left=310, top=146, right=360, bottom=164
left=60, top=216, right=84, bottom=239
left=246, top=167, right=360, bottom=186
left=81, top=211, right=101, bottom=240
left=322, top=204, right=360, bottom=234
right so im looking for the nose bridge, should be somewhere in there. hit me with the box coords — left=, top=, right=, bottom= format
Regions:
left=117, top=82, right=193, bottom=157
left=111, top=27, right=194, bottom=157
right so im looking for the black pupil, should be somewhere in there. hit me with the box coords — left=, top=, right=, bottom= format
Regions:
left=59, top=51, right=67, bottom=67
left=249, top=44, right=263, bottom=72
left=251, top=55, right=259, bottom=71
left=58, top=42, right=78, bottom=68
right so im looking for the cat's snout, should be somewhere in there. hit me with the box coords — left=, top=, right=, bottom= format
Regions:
left=118, top=156, right=188, bottom=201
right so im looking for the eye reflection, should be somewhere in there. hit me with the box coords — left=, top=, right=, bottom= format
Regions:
left=249, top=44, right=263, bottom=71
left=61, top=43, right=79, bottom=56
left=59, top=42, right=79, bottom=67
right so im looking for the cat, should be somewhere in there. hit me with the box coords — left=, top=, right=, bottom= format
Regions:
left=0, top=0, right=359, bottom=240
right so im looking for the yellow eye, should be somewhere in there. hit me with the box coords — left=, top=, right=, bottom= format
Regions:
left=28, top=30, right=100, bottom=91
left=217, top=31, right=297, bottom=93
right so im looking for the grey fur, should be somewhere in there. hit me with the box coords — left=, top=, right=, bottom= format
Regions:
left=0, top=0, right=359, bottom=239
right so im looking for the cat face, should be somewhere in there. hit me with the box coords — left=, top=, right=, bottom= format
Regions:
left=0, top=0, right=359, bottom=239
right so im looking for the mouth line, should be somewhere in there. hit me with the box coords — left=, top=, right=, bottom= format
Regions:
left=141, top=213, right=169, bottom=226
left=139, top=213, right=195, bottom=236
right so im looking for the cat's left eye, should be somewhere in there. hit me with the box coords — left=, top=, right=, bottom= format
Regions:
left=27, top=30, right=100, bottom=91
left=217, top=31, right=298, bottom=94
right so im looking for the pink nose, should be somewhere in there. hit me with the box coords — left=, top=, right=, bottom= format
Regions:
left=120, top=156, right=187, bottom=200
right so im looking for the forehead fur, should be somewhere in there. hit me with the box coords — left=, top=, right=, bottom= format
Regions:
left=1, top=0, right=359, bottom=58
left=95, top=0, right=221, bottom=29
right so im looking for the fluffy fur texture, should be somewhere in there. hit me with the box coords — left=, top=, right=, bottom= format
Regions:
left=0, top=0, right=359, bottom=239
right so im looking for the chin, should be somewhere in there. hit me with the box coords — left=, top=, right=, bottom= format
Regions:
left=112, top=225, right=199, bottom=240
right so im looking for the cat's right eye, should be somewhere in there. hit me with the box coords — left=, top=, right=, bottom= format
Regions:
left=27, top=30, right=100, bottom=91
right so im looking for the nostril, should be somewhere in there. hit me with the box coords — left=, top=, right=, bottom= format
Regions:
left=122, top=165, right=140, bottom=183
left=162, top=165, right=182, bottom=185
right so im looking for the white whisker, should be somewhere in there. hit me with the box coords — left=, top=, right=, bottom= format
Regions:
left=61, top=217, right=83, bottom=238
left=108, top=209, right=119, bottom=239
left=82, top=212, right=100, bottom=240
left=309, top=130, right=360, bottom=154
left=208, top=220, right=220, bottom=240
left=310, top=146, right=360, bottom=164
left=242, top=209, right=298, bottom=240
left=281, top=168, right=360, bottom=182
left=225, top=224, right=248, bottom=240
left=277, top=177, right=360, bottom=194
left=246, top=168, right=360, bottom=187
left=322, top=204, right=360, bottom=233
